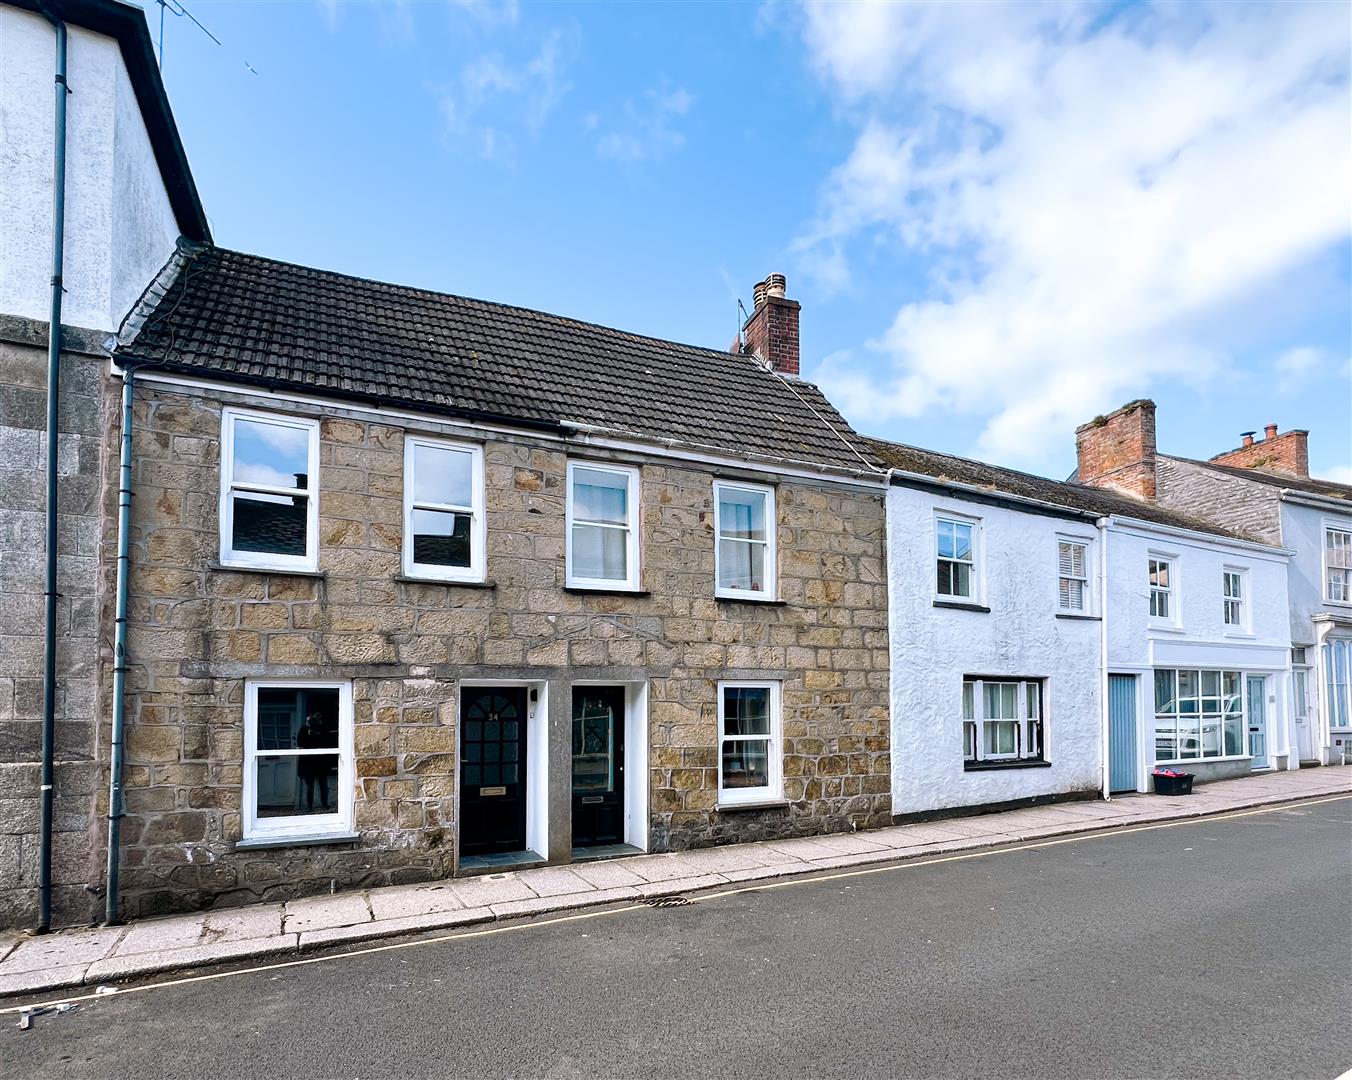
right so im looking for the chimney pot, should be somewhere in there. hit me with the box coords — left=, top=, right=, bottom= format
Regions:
left=1264, top=423, right=1278, bottom=440
left=752, top=280, right=768, bottom=309
left=1240, top=431, right=1255, bottom=447
left=764, top=273, right=787, bottom=299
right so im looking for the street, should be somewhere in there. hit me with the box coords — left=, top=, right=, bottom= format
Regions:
left=3, top=795, right=1349, bottom=1080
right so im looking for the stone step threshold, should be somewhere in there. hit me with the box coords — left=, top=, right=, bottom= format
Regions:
left=0, top=767, right=1347, bottom=1002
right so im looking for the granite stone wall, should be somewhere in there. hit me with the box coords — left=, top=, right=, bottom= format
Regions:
left=0, top=323, right=111, bottom=930
left=101, top=380, right=891, bottom=919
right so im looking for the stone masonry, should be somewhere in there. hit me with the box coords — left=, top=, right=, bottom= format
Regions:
left=0, top=321, right=111, bottom=930
left=94, top=379, right=891, bottom=921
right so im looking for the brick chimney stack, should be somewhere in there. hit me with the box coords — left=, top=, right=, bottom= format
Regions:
left=741, top=273, right=800, bottom=377
left=1208, top=423, right=1309, bottom=478
left=1075, top=399, right=1157, bottom=501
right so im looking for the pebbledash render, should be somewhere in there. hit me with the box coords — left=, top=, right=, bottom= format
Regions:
left=82, top=249, right=892, bottom=922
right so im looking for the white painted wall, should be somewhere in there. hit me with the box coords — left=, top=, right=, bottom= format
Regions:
left=0, top=8, right=180, bottom=331
left=1281, top=500, right=1352, bottom=760
left=1105, top=519, right=1292, bottom=788
left=886, top=484, right=1104, bottom=815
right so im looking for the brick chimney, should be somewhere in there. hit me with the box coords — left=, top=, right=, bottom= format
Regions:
left=1075, top=399, right=1157, bottom=501
left=741, top=273, right=800, bottom=376
left=1208, top=423, right=1309, bottom=478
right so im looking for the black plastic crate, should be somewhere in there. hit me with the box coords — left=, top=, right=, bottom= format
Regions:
left=1152, top=772, right=1194, bottom=796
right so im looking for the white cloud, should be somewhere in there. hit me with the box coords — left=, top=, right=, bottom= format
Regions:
left=439, top=27, right=579, bottom=159
left=596, top=82, right=694, bottom=163
left=796, top=1, right=1352, bottom=466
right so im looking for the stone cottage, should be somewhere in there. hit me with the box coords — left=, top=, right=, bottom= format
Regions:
left=87, top=249, right=893, bottom=921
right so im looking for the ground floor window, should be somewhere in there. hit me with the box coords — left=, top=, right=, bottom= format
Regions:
left=1325, top=639, right=1351, bottom=730
left=243, top=681, right=353, bottom=841
left=962, top=678, right=1044, bottom=766
left=1153, top=669, right=1246, bottom=762
left=717, top=681, right=782, bottom=804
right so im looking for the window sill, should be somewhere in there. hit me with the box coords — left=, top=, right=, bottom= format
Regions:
left=1055, top=612, right=1100, bottom=621
left=395, top=575, right=496, bottom=589
left=235, top=831, right=360, bottom=851
left=564, top=586, right=651, bottom=597
left=1222, top=630, right=1255, bottom=640
left=933, top=599, right=991, bottom=613
left=963, top=759, right=1052, bottom=772
left=1154, top=755, right=1251, bottom=767
left=716, top=797, right=790, bottom=812
left=715, top=594, right=786, bottom=607
left=1148, top=623, right=1185, bottom=634
left=211, top=562, right=325, bottom=579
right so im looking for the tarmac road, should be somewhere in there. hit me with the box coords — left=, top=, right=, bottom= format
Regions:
left=3, top=794, right=1349, bottom=1080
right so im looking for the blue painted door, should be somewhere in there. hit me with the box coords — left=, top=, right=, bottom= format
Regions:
left=1247, top=675, right=1270, bottom=768
left=1109, top=674, right=1138, bottom=793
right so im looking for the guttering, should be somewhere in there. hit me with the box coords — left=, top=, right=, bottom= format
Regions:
left=1102, top=514, right=1294, bottom=558
left=1278, top=490, right=1352, bottom=514
left=117, top=368, right=886, bottom=490
left=103, top=368, right=136, bottom=925
left=37, top=10, right=70, bottom=936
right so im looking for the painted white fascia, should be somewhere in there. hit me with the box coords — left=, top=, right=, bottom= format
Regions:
left=120, top=369, right=888, bottom=491
left=1103, top=515, right=1294, bottom=560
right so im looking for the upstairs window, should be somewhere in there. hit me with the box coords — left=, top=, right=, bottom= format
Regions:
left=1222, top=569, right=1246, bottom=629
left=963, top=678, right=1044, bottom=765
left=220, top=409, right=319, bottom=572
left=566, top=462, right=641, bottom=590
left=1148, top=557, right=1173, bottom=620
left=936, top=516, right=976, bottom=600
left=714, top=481, right=776, bottom=600
left=1327, top=527, right=1352, bottom=603
left=1058, top=540, right=1089, bottom=612
left=403, top=437, right=486, bottom=583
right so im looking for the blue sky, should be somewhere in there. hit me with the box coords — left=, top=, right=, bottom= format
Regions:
left=142, top=0, right=1350, bottom=481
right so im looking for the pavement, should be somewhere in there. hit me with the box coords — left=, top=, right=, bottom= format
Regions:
left=0, top=765, right=1347, bottom=1000
left=3, top=788, right=1349, bottom=1079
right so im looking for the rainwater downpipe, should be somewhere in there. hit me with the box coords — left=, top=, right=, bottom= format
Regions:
left=37, top=11, right=70, bottom=935
left=104, top=368, right=136, bottom=926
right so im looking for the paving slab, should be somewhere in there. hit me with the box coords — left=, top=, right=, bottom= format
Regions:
left=519, top=867, right=594, bottom=898
left=570, top=860, right=648, bottom=889
left=282, top=893, right=372, bottom=935
left=635, top=874, right=726, bottom=899
left=299, top=907, right=492, bottom=950
left=0, top=926, right=124, bottom=976
left=115, top=905, right=285, bottom=957
left=621, top=853, right=715, bottom=884
left=490, top=887, right=641, bottom=919
left=447, top=874, right=536, bottom=908
left=0, top=964, right=91, bottom=997
left=368, top=884, right=464, bottom=922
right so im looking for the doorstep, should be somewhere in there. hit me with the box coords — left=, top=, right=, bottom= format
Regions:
left=1, top=765, right=1347, bottom=1001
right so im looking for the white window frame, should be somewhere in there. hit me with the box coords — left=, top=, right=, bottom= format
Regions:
left=219, top=408, right=320, bottom=572
left=962, top=677, right=1045, bottom=765
left=1325, top=638, right=1352, bottom=731
left=401, top=436, right=486, bottom=583
left=1057, top=537, right=1090, bottom=613
left=1222, top=566, right=1248, bottom=632
left=716, top=680, right=783, bottom=806
left=241, top=679, right=354, bottom=843
left=935, top=512, right=979, bottom=602
left=1152, top=668, right=1248, bottom=764
left=565, top=461, right=642, bottom=591
left=1325, top=524, right=1352, bottom=605
left=713, top=480, right=777, bottom=601
left=1147, top=554, right=1177, bottom=624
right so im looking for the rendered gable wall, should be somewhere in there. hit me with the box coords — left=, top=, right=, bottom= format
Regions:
left=0, top=8, right=180, bottom=331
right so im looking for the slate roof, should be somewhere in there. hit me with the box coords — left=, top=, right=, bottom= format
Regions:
left=1163, top=456, right=1352, bottom=503
left=866, top=438, right=1256, bottom=541
left=115, top=245, right=881, bottom=475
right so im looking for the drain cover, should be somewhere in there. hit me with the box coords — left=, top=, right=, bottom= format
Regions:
left=639, top=895, right=693, bottom=908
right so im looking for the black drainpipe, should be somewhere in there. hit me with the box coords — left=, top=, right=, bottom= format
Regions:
left=37, top=10, right=70, bottom=935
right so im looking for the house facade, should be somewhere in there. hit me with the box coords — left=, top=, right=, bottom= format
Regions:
left=869, top=441, right=1104, bottom=817
left=1078, top=401, right=1306, bottom=789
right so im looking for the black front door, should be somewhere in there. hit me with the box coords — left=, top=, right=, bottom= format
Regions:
left=460, top=687, right=528, bottom=857
left=572, top=687, right=625, bottom=848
